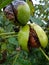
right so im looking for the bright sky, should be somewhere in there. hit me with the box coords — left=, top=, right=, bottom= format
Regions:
left=32, top=0, right=40, bottom=4
left=32, top=0, right=45, bottom=5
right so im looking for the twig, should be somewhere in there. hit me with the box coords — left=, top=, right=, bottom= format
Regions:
left=12, top=52, right=20, bottom=65
left=0, top=32, right=16, bottom=36
left=39, top=47, right=49, bottom=61
left=3, top=35, right=18, bottom=39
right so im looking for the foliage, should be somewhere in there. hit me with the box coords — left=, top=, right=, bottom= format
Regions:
left=33, top=0, right=49, bottom=21
left=0, top=0, right=49, bottom=65
left=0, top=0, right=13, bottom=9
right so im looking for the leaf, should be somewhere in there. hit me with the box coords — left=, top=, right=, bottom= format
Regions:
left=1, top=43, right=7, bottom=52
left=12, top=52, right=20, bottom=65
left=30, top=16, right=47, bottom=27
left=8, top=37, right=18, bottom=46
left=0, top=0, right=13, bottom=9
left=26, top=0, right=35, bottom=16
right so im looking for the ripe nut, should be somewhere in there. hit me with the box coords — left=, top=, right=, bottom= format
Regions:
left=4, top=1, right=30, bottom=25
left=18, top=23, right=48, bottom=51
left=30, top=23, right=48, bottom=48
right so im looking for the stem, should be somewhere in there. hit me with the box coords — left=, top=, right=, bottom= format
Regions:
left=3, top=35, right=18, bottom=39
left=12, top=52, right=20, bottom=65
left=0, top=32, right=16, bottom=36
left=39, top=47, right=49, bottom=61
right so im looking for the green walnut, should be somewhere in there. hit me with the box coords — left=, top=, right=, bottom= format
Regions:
left=4, top=1, right=30, bottom=25
left=18, top=23, right=48, bottom=51
left=18, top=25, right=29, bottom=51
left=16, top=1, right=30, bottom=25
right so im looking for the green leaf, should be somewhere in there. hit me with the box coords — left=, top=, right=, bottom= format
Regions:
left=8, top=37, right=18, bottom=46
left=30, top=16, right=47, bottom=27
left=1, top=43, right=7, bottom=52
left=0, top=0, right=13, bottom=9
left=26, top=0, right=35, bottom=16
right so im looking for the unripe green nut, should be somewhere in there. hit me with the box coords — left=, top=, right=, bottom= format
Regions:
left=18, top=23, right=48, bottom=51
left=4, top=1, right=30, bottom=26
left=13, top=1, right=30, bottom=25
left=17, top=2, right=30, bottom=25
left=18, top=25, right=30, bottom=51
